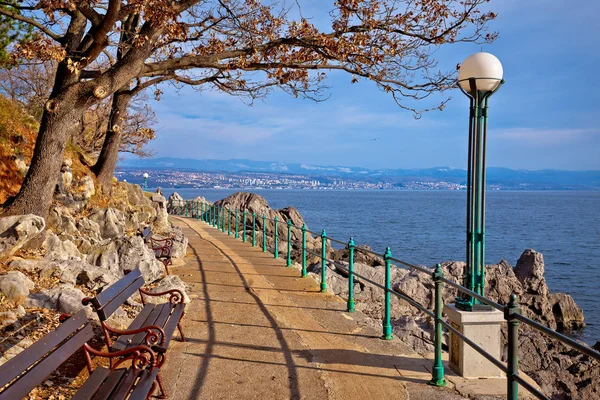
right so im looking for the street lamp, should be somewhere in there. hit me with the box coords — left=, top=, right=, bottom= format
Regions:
left=456, top=52, right=504, bottom=311
left=143, top=172, right=149, bottom=191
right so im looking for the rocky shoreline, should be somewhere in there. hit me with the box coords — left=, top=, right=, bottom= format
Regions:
left=0, top=178, right=192, bottom=398
left=168, top=191, right=599, bottom=400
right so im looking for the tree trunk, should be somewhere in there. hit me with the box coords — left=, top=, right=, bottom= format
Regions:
left=2, top=95, right=83, bottom=218
left=92, top=89, right=132, bottom=195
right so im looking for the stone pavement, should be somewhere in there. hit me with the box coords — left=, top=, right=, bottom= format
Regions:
left=161, top=216, right=515, bottom=400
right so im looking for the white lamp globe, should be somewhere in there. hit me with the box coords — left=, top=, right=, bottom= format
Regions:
left=458, top=52, right=503, bottom=92
left=143, top=173, right=149, bottom=179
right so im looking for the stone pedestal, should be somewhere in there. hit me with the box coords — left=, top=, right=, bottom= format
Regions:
left=444, top=303, right=504, bottom=378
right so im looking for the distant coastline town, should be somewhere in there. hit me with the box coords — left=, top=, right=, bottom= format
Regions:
left=116, top=168, right=599, bottom=191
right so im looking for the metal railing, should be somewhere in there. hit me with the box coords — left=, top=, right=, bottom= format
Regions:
left=168, top=199, right=600, bottom=400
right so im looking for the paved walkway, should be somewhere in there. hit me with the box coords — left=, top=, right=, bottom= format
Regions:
left=161, top=217, right=508, bottom=400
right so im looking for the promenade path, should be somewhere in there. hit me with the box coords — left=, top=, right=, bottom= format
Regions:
left=161, top=216, right=509, bottom=400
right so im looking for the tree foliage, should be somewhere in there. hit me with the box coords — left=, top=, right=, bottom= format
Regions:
left=0, top=0, right=497, bottom=216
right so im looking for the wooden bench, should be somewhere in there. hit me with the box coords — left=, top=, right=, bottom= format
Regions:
left=141, top=226, right=173, bottom=275
left=0, top=310, right=159, bottom=400
left=82, top=267, right=186, bottom=398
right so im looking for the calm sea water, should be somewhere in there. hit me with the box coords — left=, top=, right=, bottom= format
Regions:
left=160, top=188, right=600, bottom=345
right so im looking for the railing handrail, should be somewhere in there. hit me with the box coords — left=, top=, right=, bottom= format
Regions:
left=169, top=198, right=600, bottom=400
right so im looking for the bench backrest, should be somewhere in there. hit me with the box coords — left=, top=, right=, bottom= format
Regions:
left=0, top=310, right=93, bottom=400
left=90, top=267, right=145, bottom=321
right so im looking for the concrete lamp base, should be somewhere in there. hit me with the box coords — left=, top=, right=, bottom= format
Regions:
left=444, top=303, right=504, bottom=378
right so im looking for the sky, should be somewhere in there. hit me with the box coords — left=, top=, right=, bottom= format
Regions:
left=141, top=0, right=600, bottom=171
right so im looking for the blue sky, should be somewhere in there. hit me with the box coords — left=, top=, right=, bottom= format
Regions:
left=143, top=0, right=600, bottom=170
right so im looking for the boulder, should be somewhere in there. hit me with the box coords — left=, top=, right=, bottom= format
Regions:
left=25, top=284, right=90, bottom=316
left=79, top=175, right=96, bottom=200
left=88, top=208, right=126, bottom=239
left=0, top=214, right=46, bottom=257
left=76, top=218, right=102, bottom=242
left=0, top=271, right=35, bottom=302
left=515, top=249, right=548, bottom=296
left=43, top=233, right=82, bottom=261
left=167, top=192, right=185, bottom=213
left=86, top=240, right=120, bottom=274
left=151, top=193, right=170, bottom=232
left=47, top=205, right=79, bottom=236
left=56, top=159, right=73, bottom=194
left=549, top=293, right=585, bottom=330
left=169, top=226, right=188, bottom=258
left=116, top=236, right=163, bottom=282
left=9, top=258, right=52, bottom=274
left=146, top=275, right=191, bottom=304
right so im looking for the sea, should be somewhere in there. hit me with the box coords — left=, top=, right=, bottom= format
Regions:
left=159, top=188, right=600, bottom=345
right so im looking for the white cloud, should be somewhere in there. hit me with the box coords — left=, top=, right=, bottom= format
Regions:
left=492, top=128, right=600, bottom=145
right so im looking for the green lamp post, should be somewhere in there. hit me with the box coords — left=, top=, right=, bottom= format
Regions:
left=455, top=52, right=504, bottom=311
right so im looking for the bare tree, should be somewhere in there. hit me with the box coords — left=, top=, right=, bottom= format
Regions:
left=0, top=0, right=496, bottom=217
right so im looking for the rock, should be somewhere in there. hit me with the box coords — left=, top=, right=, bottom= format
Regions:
left=9, top=258, right=51, bottom=273
left=333, top=244, right=385, bottom=267
left=116, top=236, right=163, bottom=282
left=549, top=293, right=585, bottom=330
left=124, top=183, right=152, bottom=207
left=0, top=214, right=46, bottom=257
left=13, top=154, right=28, bottom=175
left=214, top=192, right=320, bottom=260
left=167, top=192, right=185, bottom=213
left=57, top=159, right=73, bottom=194
left=79, top=175, right=96, bottom=200
left=515, top=249, right=548, bottom=296
left=47, top=205, right=79, bottom=236
left=76, top=218, right=102, bottom=242
left=392, top=316, right=435, bottom=353
left=43, top=233, right=82, bottom=261
left=0, top=271, right=35, bottom=302
left=86, top=240, right=120, bottom=274
left=151, top=193, right=170, bottom=232
left=169, top=226, right=188, bottom=258
left=40, top=260, right=83, bottom=285
left=25, top=284, right=90, bottom=316
left=88, top=208, right=125, bottom=239
left=146, top=275, right=191, bottom=304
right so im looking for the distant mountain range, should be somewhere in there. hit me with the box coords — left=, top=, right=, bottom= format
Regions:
left=119, top=157, right=600, bottom=189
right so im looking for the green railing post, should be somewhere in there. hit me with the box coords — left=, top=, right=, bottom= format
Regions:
left=222, top=207, right=226, bottom=232
left=383, top=247, right=393, bottom=340
left=196, top=202, right=199, bottom=219
left=262, top=215, right=267, bottom=252
left=506, top=293, right=520, bottom=400
left=243, top=210, right=247, bottom=242
left=218, top=206, right=222, bottom=230
left=320, top=230, right=327, bottom=293
left=228, top=209, right=231, bottom=235
left=286, top=220, right=292, bottom=267
left=235, top=210, right=239, bottom=239
left=211, top=206, right=215, bottom=226
left=301, top=225, right=307, bottom=277
left=347, top=238, right=356, bottom=312
left=252, top=213, right=256, bottom=247
left=274, top=217, right=279, bottom=258
left=185, top=201, right=189, bottom=217
left=429, top=264, right=446, bottom=386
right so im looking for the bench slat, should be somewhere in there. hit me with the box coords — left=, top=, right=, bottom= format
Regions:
left=109, top=368, right=143, bottom=400
left=110, top=303, right=156, bottom=351
left=127, top=303, right=170, bottom=350
left=90, top=368, right=126, bottom=400
left=71, top=366, right=112, bottom=400
left=159, top=303, right=186, bottom=351
left=94, top=268, right=142, bottom=309
left=97, top=276, right=145, bottom=321
left=130, top=368, right=159, bottom=400
left=0, top=310, right=89, bottom=390
left=0, top=323, right=94, bottom=400
left=111, top=304, right=158, bottom=352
